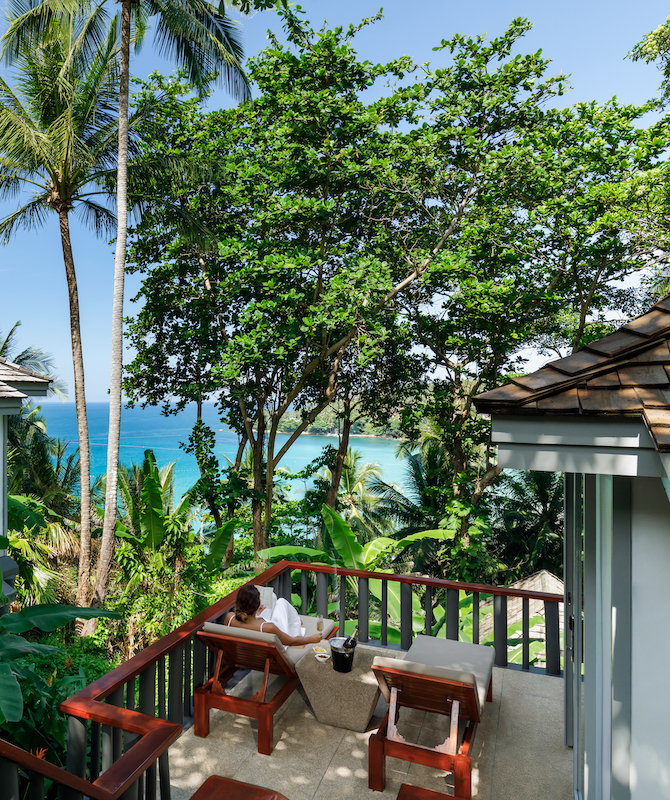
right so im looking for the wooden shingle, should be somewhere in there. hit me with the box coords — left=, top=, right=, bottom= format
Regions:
left=623, top=307, right=670, bottom=337
left=617, top=365, right=670, bottom=386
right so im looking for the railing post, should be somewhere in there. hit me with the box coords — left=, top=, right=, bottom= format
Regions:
left=494, top=594, right=508, bottom=667
left=522, top=597, right=530, bottom=670
left=381, top=580, right=388, bottom=646
left=183, top=639, right=192, bottom=719
left=358, top=577, right=369, bottom=643
left=472, top=592, right=480, bottom=644
left=424, top=585, right=433, bottom=636
left=63, top=715, right=86, bottom=800
left=0, top=756, right=20, bottom=800
left=158, top=750, right=171, bottom=800
left=316, top=571, right=328, bottom=618
left=139, top=664, right=157, bottom=800
left=339, top=575, right=346, bottom=636
left=545, top=600, right=561, bottom=675
left=109, top=686, right=124, bottom=762
left=168, top=645, right=184, bottom=725
left=281, top=569, right=292, bottom=601
left=29, top=772, right=45, bottom=800
left=400, top=582, right=413, bottom=651
left=301, top=571, right=308, bottom=614
left=446, top=588, right=459, bottom=641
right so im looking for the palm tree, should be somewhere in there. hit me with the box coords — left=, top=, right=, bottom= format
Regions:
left=486, top=470, right=564, bottom=580
left=0, top=14, right=122, bottom=612
left=369, top=443, right=452, bottom=574
left=4, top=0, right=253, bottom=614
left=321, top=449, right=384, bottom=540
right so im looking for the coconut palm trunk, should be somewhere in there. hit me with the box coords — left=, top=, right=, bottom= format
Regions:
left=58, top=208, right=93, bottom=609
left=90, top=0, right=131, bottom=612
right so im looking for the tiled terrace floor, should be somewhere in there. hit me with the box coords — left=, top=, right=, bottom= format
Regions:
left=169, top=665, right=572, bottom=800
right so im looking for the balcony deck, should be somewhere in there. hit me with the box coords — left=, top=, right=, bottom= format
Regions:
left=169, top=664, right=572, bottom=800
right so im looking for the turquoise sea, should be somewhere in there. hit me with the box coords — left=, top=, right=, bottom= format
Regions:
left=40, top=402, right=408, bottom=501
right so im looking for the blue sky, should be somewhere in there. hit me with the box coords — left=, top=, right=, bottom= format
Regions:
left=0, top=0, right=668, bottom=401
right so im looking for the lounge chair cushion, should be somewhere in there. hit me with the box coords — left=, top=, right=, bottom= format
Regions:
left=202, top=614, right=335, bottom=666
left=203, top=621, right=286, bottom=651
left=373, top=635, right=494, bottom=713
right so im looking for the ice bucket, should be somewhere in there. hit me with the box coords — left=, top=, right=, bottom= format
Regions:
left=330, top=636, right=356, bottom=673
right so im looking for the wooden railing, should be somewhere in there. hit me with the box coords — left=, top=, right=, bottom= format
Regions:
left=0, top=561, right=563, bottom=800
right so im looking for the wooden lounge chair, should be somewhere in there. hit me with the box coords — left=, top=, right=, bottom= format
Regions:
left=194, top=615, right=335, bottom=755
left=368, top=635, right=495, bottom=800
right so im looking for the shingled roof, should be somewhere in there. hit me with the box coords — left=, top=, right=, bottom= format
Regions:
left=0, top=356, right=52, bottom=399
left=474, top=297, right=670, bottom=452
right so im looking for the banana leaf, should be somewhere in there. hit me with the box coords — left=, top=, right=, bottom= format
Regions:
left=0, top=663, right=22, bottom=724
left=321, top=506, right=364, bottom=569
left=0, top=604, right=120, bottom=634
left=204, top=519, right=237, bottom=572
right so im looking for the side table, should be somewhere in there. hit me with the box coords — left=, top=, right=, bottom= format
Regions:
left=295, top=643, right=401, bottom=732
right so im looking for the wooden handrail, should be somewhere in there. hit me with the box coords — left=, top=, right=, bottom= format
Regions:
left=278, top=561, right=564, bottom=604
left=2, top=561, right=562, bottom=798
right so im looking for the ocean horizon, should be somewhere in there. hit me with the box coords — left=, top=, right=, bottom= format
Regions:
left=39, top=401, right=408, bottom=501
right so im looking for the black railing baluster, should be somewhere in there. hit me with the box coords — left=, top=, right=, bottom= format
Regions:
left=301, top=571, right=308, bottom=614
left=339, top=575, right=346, bottom=635
left=381, top=580, right=388, bottom=646
left=158, top=657, right=167, bottom=720
left=65, top=715, right=86, bottom=800
left=494, top=595, right=508, bottom=667
left=545, top=600, right=561, bottom=675
left=168, top=645, right=184, bottom=725
left=139, top=664, right=157, bottom=800
left=0, top=757, right=20, bottom=800
left=270, top=576, right=280, bottom=598
left=472, top=592, right=480, bottom=644
left=124, top=678, right=138, bottom=756
left=109, top=687, right=124, bottom=762
left=193, top=637, right=207, bottom=695
left=316, top=571, right=328, bottom=618
left=358, top=577, right=369, bottom=642
left=101, top=722, right=113, bottom=773
left=158, top=750, right=171, bottom=800
left=282, top=570, right=292, bottom=601
left=400, top=582, right=412, bottom=650
left=183, top=639, right=192, bottom=718
left=90, top=721, right=100, bottom=781
left=424, top=585, right=432, bottom=636
left=446, top=588, right=459, bottom=641
left=522, top=597, right=530, bottom=670
left=28, top=772, right=44, bottom=800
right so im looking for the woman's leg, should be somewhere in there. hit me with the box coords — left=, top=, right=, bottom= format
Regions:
left=270, top=598, right=303, bottom=637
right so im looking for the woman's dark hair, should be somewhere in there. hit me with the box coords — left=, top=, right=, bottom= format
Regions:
left=235, top=584, right=261, bottom=623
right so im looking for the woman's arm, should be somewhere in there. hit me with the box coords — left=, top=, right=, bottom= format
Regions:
left=263, top=622, right=322, bottom=647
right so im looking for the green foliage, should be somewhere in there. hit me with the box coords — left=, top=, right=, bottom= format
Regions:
left=0, top=604, right=118, bottom=751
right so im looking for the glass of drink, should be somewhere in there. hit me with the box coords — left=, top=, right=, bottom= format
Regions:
left=316, top=615, right=324, bottom=633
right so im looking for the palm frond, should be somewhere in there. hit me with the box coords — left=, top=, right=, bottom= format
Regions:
left=148, top=0, right=249, bottom=97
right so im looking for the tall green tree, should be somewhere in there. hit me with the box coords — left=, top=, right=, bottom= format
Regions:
left=125, top=11, right=566, bottom=553
left=0, top=12, right=121, bottom=613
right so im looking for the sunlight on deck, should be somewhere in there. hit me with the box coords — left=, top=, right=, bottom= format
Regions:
left=169, top=665, right=571, bottom=800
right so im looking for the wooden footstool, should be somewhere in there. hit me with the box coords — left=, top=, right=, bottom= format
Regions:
left=191, top=775, right=290, bottom=800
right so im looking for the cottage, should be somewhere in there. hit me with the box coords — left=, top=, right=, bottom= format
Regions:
left=474, top=297, right=670, bottom=800
left=0, top=356, right=52, bottom=606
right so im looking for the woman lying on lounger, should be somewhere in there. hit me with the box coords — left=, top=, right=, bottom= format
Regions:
left=224, top=584, right=323, bottom=646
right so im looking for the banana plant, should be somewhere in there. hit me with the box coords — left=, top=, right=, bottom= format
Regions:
left=259, top=506, right=456, bottom=632
left=0, top=556, right=119, bottom=726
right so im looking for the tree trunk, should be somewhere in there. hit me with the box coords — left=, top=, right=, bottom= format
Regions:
left=252, top=417, right=266, bottom=554
left=88, top=0, right=131, bottom=616
left=58, top=209, right=93, bottom=618
left=325, top=400, right=352, bottom=509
